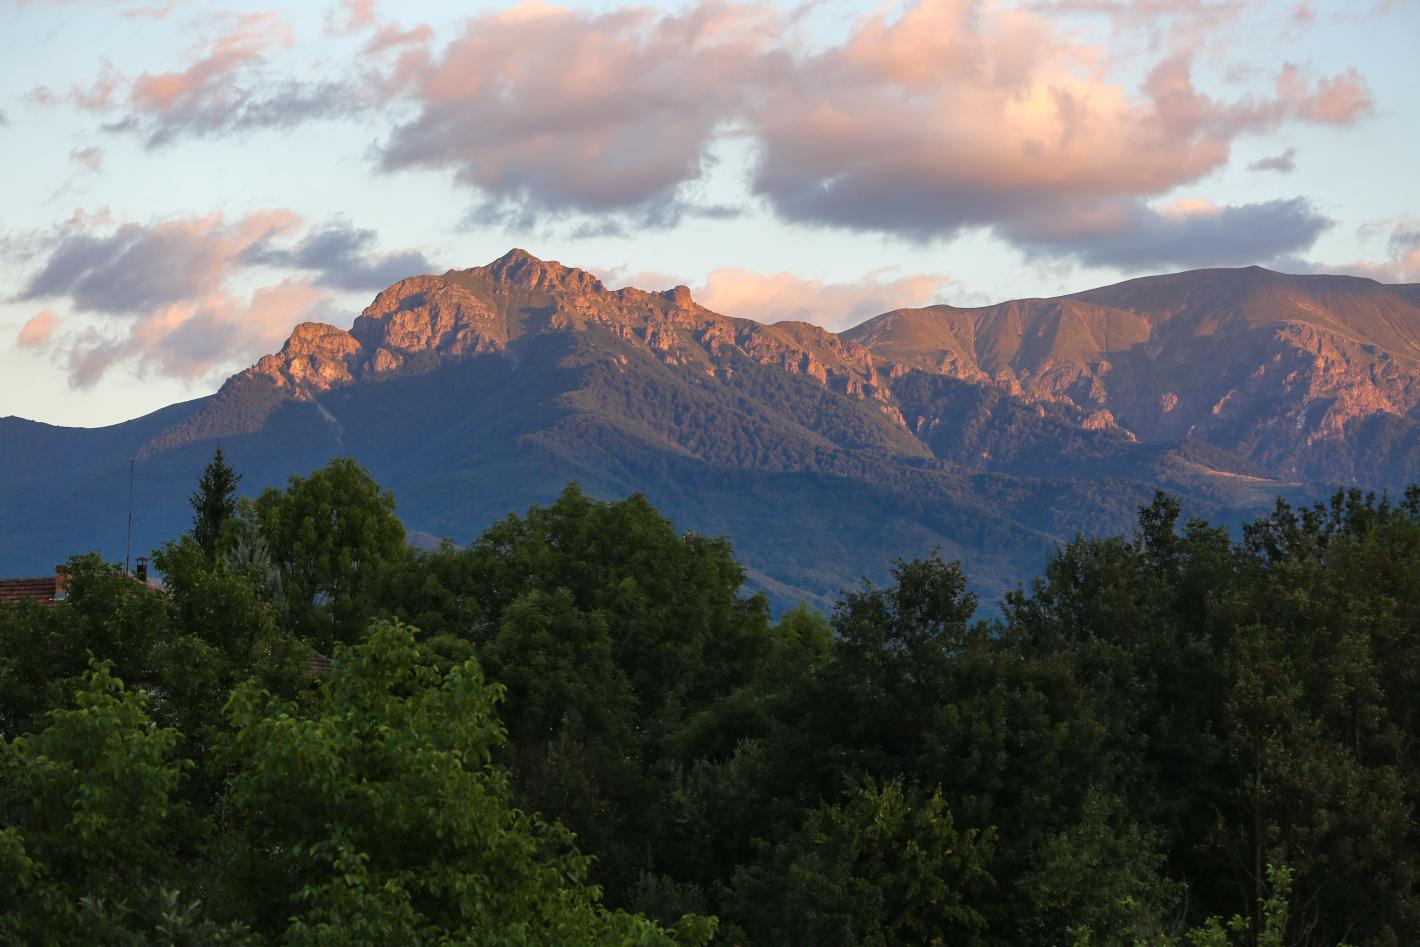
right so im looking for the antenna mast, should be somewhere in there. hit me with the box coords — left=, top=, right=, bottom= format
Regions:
left=125, top=455, right=135, bottom=576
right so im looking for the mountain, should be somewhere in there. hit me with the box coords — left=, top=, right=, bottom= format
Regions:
left=848, top=266, right=1420, bottom=485
left=6, top=250, right=1418, bottom=609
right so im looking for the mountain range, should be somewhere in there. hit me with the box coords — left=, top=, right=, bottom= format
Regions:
left=6, top=249, right=1420, bottom=608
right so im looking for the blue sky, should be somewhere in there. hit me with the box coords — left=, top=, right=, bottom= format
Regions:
left=3, top=0, right=1417, bottom=426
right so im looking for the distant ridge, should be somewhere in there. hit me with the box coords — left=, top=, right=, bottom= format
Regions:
left=7, top=253, right=1420, bottom=607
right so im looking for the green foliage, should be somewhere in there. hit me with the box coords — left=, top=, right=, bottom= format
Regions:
left=462, top=483, right=771, bottom=728
left=5, top=462, right=1420, bottom=945
left=255, top=457, right=406, bottom=648
left=190, top=447, right=241, bottom=562
left=729, top=777, right=995, bottom=947
left=220, top=619, right=713, bottom=946
left=220, top=498, right=285, bottom=610
left=0, top=663, right=197, bottom=945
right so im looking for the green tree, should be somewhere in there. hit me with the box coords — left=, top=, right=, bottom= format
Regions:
left=0, top=663, right=204, bottom=944
left=462, top=484, right=771, bottom=730
left=0, top=554, right=169, bottom=738
left=190, top=447, right=241, bottom=562
left=220, top=498, right=285, bottom=610
left=219, top=619, right=713, bottom=946
left=729, top=777, right=995, bottom=947
left=255, top=457, right=406, bottom=648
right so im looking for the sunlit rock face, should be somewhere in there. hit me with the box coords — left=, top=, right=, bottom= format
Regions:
left=240, top=248, right=896, bottom=406
left=845, top=266, right=1420, bottom=482
left=167, top=250, right=1420, bottom=487
left=19, top=250, right=1420, bottom=608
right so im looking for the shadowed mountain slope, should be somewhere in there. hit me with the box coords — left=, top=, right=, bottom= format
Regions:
left=13, top=251, right=1417, bottom=608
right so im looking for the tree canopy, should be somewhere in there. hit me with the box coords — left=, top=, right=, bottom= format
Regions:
left=3, top=458, right=1419, bottom=945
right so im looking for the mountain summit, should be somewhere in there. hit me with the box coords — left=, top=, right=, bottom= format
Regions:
left=5, top=251, right=1419, bottom=605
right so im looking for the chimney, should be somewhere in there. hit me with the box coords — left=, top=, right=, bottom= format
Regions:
left=53, top=564, right=67, bottom=602
left=135, top=556, right=149, bottom=585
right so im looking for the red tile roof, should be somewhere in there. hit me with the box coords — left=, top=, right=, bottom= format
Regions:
left=0, top=576, right=60, bottom=607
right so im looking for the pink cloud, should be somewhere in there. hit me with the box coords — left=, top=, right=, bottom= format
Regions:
left=16, top=311, right=59, bottom=348
left=377, top=1, right=778, bottom=219
left=747, top=0, right=1369, bottom=249
left=327, top=0, right=378, bottom=35
left=69, top=146, right=105, bottom=173
left=28, top=12, right=301, bottom=145
left=123, top=280, right=330, bottom=381
left=30, top=61, right=124, bottom=112
left=20, top=210, right=430, bottom=387
left=1274, top=63, right=1371, bottom=124
left=130, top=11, right=292, bottom=114
left=21, top=0, right=1381, bottom=262
left=58, top=280, right=333, bottom=388
left=22, top=209, right=302, bottom=314
left=696, top=268, right=953, bottom=331
left=1319, top=221, right=1420, bottom=283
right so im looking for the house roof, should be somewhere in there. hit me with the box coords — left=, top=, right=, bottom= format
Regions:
left=0, top=576, right=59, bottom=607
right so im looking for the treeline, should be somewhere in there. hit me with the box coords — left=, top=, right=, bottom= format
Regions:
left=2, top=452, right=1419, bottom=945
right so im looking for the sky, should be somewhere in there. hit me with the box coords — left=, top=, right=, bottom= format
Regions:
left=2, top=0, right=1417, bottom=427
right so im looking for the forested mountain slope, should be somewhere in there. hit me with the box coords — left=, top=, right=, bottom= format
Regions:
left=13, top=251, right=1419, bottom=606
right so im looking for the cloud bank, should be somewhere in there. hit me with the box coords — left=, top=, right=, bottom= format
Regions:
left=26, top=0, right=1380, bottom=268
left=696, top=269, right=953, bottom=331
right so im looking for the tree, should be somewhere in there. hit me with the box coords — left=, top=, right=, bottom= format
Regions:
left=728, top=777, right=995, bottom=947
left=0, top=663, right=215, bottom=944
left=463, top=484, right=771, bottom=729
left=220, top=498, right=284, bottom=610
left=190, top=448, right=241, bottom=562
left=219, top=619, right=713, bottom=945
left=255, top=457, right=406, bottom=647
left=821, top=553, right=980, bottom=769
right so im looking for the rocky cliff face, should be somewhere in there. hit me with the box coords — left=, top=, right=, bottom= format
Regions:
left=237, top=249, right=894, bottom=409
left=159, top=251, right=1420, bottom=488
left=847, top=267, right=1420, bottom=484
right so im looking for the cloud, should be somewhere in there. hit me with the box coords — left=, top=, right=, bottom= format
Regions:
left=1248, top=147, right=1296, bottom=173
left=241, top=222, right=437, bottom=290
left=16, top=310, right=59, bottom=348
left=20, top=210, right=301, bottom=314
left=69, top=146, right=105, bottom=173
left=53, top=280, right=332, bottom=387
left=695, top=268, right=952, bottom=330
left=748, top=1, right=1372, bottom=243
left=30, top=61, right=125, bottom=111
left=326, top=0, right=378, bottom=35
left=16, top=210, right=426, bottom=386
left=24, top=0, right=1380, bottom=261
left=1306, top=220, right=1420, bottom=283
left=1006, top=196, right=1332, bottom=269
left=376, top=1, right=777, bottom=224
left=1274, top=63, right=1371, bottom=124
left=30, top=12, right=357, bottom=145
left=125, top=11, right=297, bottom=145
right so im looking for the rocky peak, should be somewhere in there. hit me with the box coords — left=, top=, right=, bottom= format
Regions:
left=480, top=248, right=604, bottom=295
left=279, top=321, right=359, bottom=359
left=663, top=285, right=694, bottom=309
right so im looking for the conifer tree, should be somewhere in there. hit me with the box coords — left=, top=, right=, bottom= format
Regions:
left=190, top=447, right=240, bottom=561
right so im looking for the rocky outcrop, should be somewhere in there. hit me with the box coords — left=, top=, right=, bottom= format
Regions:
left=237, top=249, right=895, bottom=410
left=153, top=252, right=1420, bottom=486
left=848, top=266, right=1420, bottom=483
